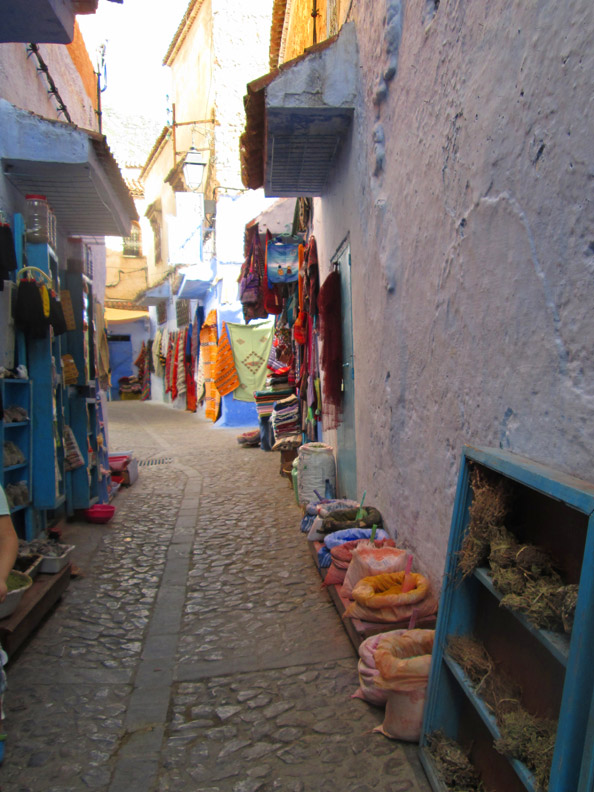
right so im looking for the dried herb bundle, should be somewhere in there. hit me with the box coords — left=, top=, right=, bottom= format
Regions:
left=495, top=709, right=557, bottom=791
left=448, top=636, right=521, bottom=717
left=426, top=731, right=484, bottom=791
left=458, top=468, right=512, bottom=578
left=488, top=527, right=577, bottom=634
left=447, top=635, right=555, bottom=791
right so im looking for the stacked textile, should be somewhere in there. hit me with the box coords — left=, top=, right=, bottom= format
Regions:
left=253, top=388, right=293, bottom=418
left=271, top=393, right=301, bottom=450
left=118, top=375, right=141, bottom=395
left=265, top=364, right=292, bottom=391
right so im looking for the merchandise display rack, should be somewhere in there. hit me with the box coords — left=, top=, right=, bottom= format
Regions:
left=0, top=378, right=33, bottom=539
left=419, top=445, right=594, bottom=792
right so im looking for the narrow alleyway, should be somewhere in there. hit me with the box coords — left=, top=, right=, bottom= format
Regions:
left=3, top=402, right=430, bottom=792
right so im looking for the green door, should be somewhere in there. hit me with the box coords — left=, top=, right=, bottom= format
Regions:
left=335, top=242, right=357, bottom=499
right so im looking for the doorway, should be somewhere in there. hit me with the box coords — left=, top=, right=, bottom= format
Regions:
left=107, top=334, right=133, bottom=400
left=334, top=241, right=357, bottom=499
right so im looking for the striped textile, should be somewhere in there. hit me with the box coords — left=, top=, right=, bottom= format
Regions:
left=214, top=322, right=240, bottom=396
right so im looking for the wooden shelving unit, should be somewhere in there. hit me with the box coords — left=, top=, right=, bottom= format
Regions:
left=420, top=445, right=594, bottom=792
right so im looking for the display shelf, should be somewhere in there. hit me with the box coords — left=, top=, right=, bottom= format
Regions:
left=1, top=378, right=33, bottom=539
left=420, top=445, right=594, bottom=792
left=474, top=566, right=570, bottom=666
left=26, top=244, right=66, bottom=515
left=443, top=653, right=537, bottom=791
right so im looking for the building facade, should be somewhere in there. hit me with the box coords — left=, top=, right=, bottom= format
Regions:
left=242, top=0, right=594, bottom=587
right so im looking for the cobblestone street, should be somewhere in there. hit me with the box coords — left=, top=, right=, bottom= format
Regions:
left=2, top=402, right=430, bottom=792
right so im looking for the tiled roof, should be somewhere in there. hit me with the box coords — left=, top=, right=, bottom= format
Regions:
left=163, top=0, right=206, bottom=66
left=269, top=0, right=289, bottom=70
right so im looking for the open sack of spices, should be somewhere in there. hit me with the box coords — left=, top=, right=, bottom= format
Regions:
left=343, top=568, right=438, bottom=624
left=459, top=466, right=579, bottom=634
left=352, top=629, right=435, bottom=742
left=321, top=535, right=397, bottom=587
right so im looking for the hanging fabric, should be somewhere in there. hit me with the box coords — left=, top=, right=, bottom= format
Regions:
left=214, top=322, right=240, bottom=396
left=200, top=309, right=221, bottom=421
left=226, top=319, right=274, bottom=402
left=318, top=269, right=343, bottom=429
left=14, top=277, right=49, bottom=338
left=0, top=222, right=17, bottom=289
left=176, top=328, right=187, bottom=398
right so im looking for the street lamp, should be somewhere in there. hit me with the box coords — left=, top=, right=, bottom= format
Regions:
left=182, top=146, right=208, bottom=192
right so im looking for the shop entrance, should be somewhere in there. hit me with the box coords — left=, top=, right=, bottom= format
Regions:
left=107, top=334, right=133, bottom=400
left=335, top=241, right=357, bottom=499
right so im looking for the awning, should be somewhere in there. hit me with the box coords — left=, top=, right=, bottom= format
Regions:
left=0, top=100, right=137, bottom=237
left=177, top=274, right=212, bottom=300
left=136, top=279, right=171, bottom=306
left=240, top=23, right=358, bottom=197
left=104, top=307, right=149, bottom=324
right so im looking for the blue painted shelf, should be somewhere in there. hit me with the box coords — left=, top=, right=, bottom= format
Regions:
left=1, top=378, right=33, bottom=539
left=26, top=244, right=67, bottom=519
left=420, top=445, right=594, bottom=792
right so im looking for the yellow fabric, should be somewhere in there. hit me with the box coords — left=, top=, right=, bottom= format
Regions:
left=40, top=284, right=50, bottom=318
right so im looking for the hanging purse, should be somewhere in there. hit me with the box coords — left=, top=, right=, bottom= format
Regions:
left=266, top=234, right=302, bottom=284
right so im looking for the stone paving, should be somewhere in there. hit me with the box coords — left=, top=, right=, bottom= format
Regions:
left=1, top=402, right=431, bottom=792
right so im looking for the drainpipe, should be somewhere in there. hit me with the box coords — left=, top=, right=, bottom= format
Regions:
left=312, top=0, right=319, bottom=45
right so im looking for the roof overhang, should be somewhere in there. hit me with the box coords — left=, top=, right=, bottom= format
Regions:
left=0, top=0, right=103, bottom=44
left=0, top=100, right=137, bottom=237
left=137, top=279, right=172, bottom=306
left=241, top=22, right=358, bottom=198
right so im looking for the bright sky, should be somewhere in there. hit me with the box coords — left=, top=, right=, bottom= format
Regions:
left=78, top=0, right=190, bottom=121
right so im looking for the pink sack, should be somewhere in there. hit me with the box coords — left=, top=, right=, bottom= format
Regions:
left=373, top=629, right=435, bottom=742
left=342, top=545, right=408, bottom=599
left=352, top=630, right=405, bottom=707
left=331, top=537, right=396, bottom=565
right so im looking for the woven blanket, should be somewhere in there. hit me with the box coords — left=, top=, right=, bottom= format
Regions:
left=200, top=309, right=221, bottom=421
left=227, top=319, right=274, bottom=402
left=214, top=322, right=240, bottom=396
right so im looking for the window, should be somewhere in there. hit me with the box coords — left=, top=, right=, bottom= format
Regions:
left=123, top=222, right=142, bottom=257
left=176, top=299, right=190, bottom=328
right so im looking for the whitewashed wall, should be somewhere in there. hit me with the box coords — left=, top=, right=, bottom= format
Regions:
left=313, top=0, right=594, bottom=589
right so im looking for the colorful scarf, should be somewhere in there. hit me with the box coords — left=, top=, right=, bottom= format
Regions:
left=176, top=329, right=187, bottom=397
left=226, top=319, right=274, bottom=402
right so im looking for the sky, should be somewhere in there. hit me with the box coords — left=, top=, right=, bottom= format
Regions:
left=78, top=0, right=190, bottom=122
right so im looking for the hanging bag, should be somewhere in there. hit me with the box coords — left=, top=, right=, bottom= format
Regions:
left=239, top=237, right=261, bottom=305
left=262, top=231, right=283, bottom=314
left=266, top=234, right=301, bottom=284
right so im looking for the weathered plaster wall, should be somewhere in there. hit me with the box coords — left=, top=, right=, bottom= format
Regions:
left=212, top=0, right=273, bottom=190
left=0, top=41, right=96, bottom=129
left=313, top=0, right=594, bottom=589
left=170, top=0, right=214, bottom=163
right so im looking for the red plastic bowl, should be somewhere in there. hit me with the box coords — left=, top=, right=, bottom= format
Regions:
left=84, top=504, right=115, bottom=524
